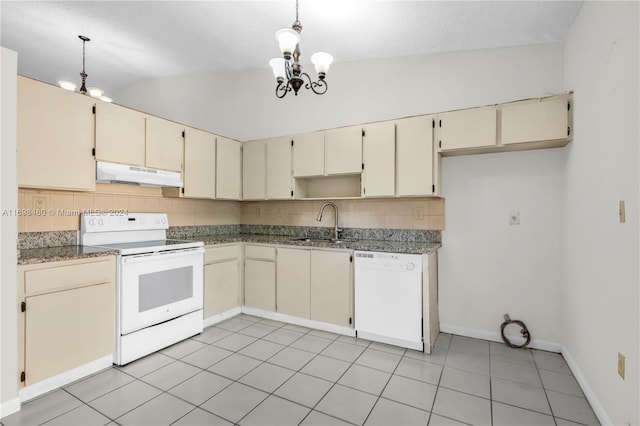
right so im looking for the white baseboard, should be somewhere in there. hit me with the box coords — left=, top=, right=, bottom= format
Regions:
left=439, top=323, right=562, bottom=352
left=203, top=307, right=242, bottom=328
left=241, top=307, right=356, bottom=337
left=0, top=397, right=21, bottom=419
left=439, top=323, right=611, bottom=426
left=18, top=355, right=113, bottom=403
left=561, top=346, right=612, bottom=426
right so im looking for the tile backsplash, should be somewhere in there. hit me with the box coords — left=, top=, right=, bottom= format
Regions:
left=18, top=187, right=443, bottom=233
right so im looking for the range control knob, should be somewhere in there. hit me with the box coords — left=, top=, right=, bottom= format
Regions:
left=89, top=219, right=96, bottom=226
left=155, top=217, right=161, bottom=224
left=161, top=217, right=167, bottom=224
left=405, top=262, right=415, bottom=271
left=98, top=219, right=104, bottom=226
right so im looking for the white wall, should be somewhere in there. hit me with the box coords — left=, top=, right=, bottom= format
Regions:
left=563, top=2, right=639, bottom=425
left=439, top=149, right=565, bottom=347
left=115, top=43, right=564, bottom=142
left=0, top=47, right=19, bottom=416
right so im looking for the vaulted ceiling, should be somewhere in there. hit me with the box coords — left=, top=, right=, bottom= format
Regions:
left=1, top=1, right=583, bottom=95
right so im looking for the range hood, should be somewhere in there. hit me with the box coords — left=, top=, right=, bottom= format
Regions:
left=96, top=161, right=183, bottom=187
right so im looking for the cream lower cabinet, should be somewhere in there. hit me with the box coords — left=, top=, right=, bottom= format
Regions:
left=17, top=76, right=96, bottom=191
left=276, top=248, right=311, bottom=318
left=310, top=250, right=353, bottom=327
left=204, top=245, right=241, bottom=318
left=18, top=256, right=116, bottom=387
left=244, top=245, right=276, bottom=311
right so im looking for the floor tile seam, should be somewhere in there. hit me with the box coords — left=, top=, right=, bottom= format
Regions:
left=490, top=374, right=545, bottom=390
left=63, top=371, right=137, bottom=404
left=236, top=341, right=289, bottom=363
left=531, top=353, right=556, bottom=421
left=425, top=342, right=450, bottom=426
left=489, top=346, right=494, bottom=426
left=491, top=399, right=555, bottom=418
left=552, top=413, right=593, bottom=426
left=116, top=355, right=179, bottom=380
left=439, top=361, right=491, bottom=378
left=166, top=405, right=203, bottom=426
left=28, top=389, right=93, bottom=425
left=489, top=355, right=537, bottom=367
left=232, top=379, right=309, bottom=426
left=446, top=346, right=491, bottom=358
left=178, top=349, right=235, bottom=370
left=436, top=383, right=493, bottom=402
left=392, top=368, right=442, bottom=387
left=301, top=409, right=360, bottom=426
left=428, top=412, right=475, bottom=426
left=136, top=360, right=205, bottom=391
left=196, top=397, right=253, bottom=426
left=85, top=384, right=165, bottom=423
left=360, top=346, right=406, bottom=426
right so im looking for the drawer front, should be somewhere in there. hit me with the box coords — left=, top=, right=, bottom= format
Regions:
left=24, top=258, right=115, bottom=295
left=245, top=245, right=276, bottom=261
left=205, top=244, right=240, bottom=263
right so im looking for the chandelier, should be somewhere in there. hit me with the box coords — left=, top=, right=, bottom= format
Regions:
left=269, top=0, right=333, bottom=98
left=58, top=35, right=112, bottom=103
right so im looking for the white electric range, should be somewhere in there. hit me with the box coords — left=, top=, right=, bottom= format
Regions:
left=81, top=212, right=204, bottom=365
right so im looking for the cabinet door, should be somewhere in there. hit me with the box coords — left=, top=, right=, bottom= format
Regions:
left=438, top=106, right=497, bottom=152
left=183, top=127, right=216, bottom=199
left=266, top=137, right=293, bottom=199
left=242, top=141, right=266, bottom=200
left=244, top=259, right=275, bottom=311
left=363, top=121, right=395, bottom=197
left=145, top=116, right=184, bottom=172
left=277, top=248, right=311, bottom=318
left=216, top=136, right=242, bottom=200
left=325, top=125, right=363, bottom=175
left=204, top=260, right=240, bottom=318
left=396, top=115, right=435, bottom=196
left=501, top=96, right=571, bottom=145
left=17, top=77, right=95, bottom=191
left=292, top=132, right=324, bottom=177
left=310, top=250, right=352, bottom=326
left=95, top=101, right=146, bottom=166
left=24, top=283, right=114, bottom=385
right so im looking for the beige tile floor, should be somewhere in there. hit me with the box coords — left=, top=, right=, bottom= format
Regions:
left=1, top=314, right=600, bottom=426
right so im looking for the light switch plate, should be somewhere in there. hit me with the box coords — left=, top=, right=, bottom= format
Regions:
left=414, top=208, right=424, bottom=220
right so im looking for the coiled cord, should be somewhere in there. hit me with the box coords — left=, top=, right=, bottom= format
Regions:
left=500, top=313, right=531, bottom=348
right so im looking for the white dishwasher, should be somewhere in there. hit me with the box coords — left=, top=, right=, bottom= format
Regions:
left=354, top=251, right=423, bottom=351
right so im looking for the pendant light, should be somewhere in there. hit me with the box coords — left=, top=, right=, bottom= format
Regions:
left=58, top=35, right=112, bottom=103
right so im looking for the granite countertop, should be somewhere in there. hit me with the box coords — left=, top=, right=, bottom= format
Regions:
left=195, top=233, right=441, bottom=254
left=18, top=245, right=118, bottom=266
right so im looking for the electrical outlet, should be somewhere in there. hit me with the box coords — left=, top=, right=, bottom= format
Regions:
left=619, top=200, right=626, bottom=223
left=618, top=352, right=625, bottom=379
left=33, top=196, right=46, bottom=209
left=509, top=211, right=520, bottom=225
left=414, top=208, right=424, bottom=220
left=256, top=207, right=262, bottom=217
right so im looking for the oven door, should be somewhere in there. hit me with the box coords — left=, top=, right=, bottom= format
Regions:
left=119, top=248, right=204, bottom=335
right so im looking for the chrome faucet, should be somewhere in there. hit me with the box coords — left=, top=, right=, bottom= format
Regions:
left=316, top=202, right=341, bottom=240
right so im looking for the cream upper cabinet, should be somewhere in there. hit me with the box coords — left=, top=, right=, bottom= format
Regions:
left=293, top=132, right=325, bottom=177
left=18, top=256, right=115, bottom=387
left=145, top=116, right=184, bottom=172
left=242, top=141, right=266, bottom=200
left=500, top=94, right=572, bottom=145
left=183, top=127, right=216, bottom=199
left=95, top=101, right=146, bottom=167
left=216, top=136, right=242, bottom=200
left=17, top=77, right=96, bottom=191
left=204, top=245, right=241, bottom=318
left=362, top=121, right=395, bottom=197
left=276, top=248, right=311, bottom=318
left=244, top=245, right=276, bottom=312
left=310, top=250, right=352, bottom=327
left=325, top=125, right=363, bottom=175
left=438, top=106, right=497, bottom=152
left=266, top=137, right=293, bottom=199
left=396, top=115, right=435, bottom=196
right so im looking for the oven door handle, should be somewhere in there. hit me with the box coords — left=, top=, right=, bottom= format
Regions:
left=122, top=247, right=204, bottom=264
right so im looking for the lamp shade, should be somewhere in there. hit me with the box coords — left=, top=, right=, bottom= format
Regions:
left=58, top=80, right=77, bottom=91
left=275, top=28, right=300, bottom=59
left=310, top=52, right=334, bottom=74
left=269, top=58, right=287, bottom=81
left=88, top=87, right=104, bottom=98
left=100, top=96, right=113, bottom=103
